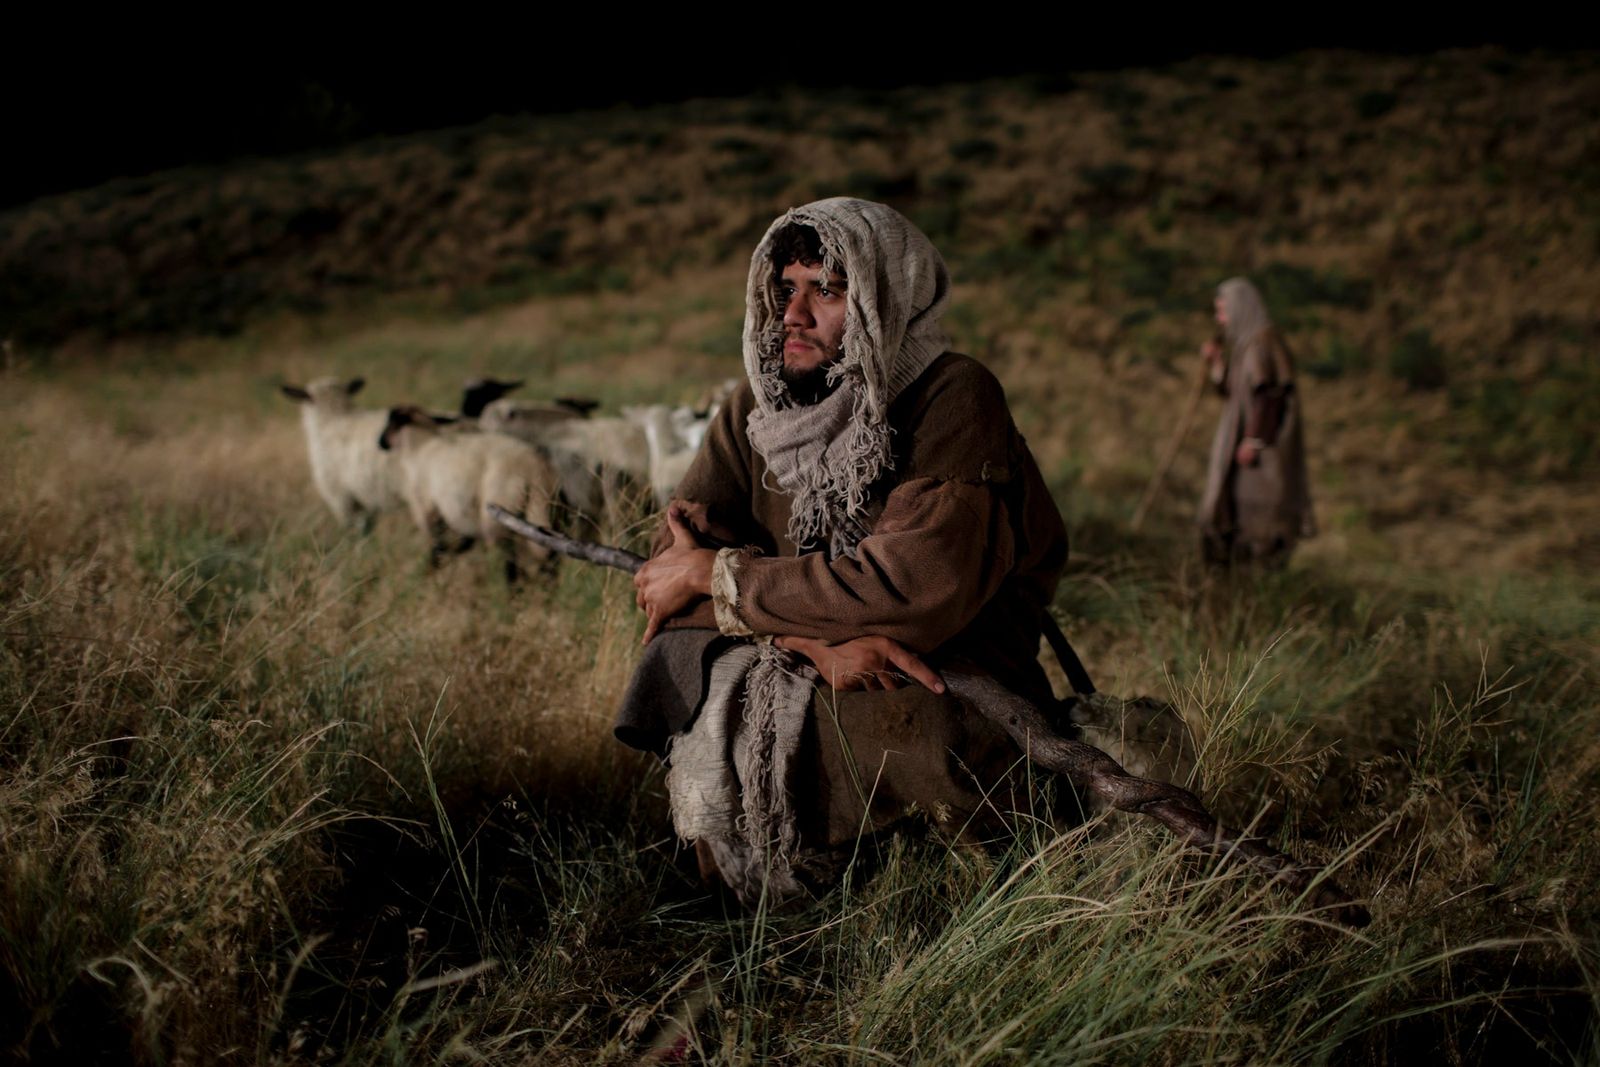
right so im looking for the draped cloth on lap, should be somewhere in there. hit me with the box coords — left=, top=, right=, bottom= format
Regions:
left=664, top=644, right=825, bottom=905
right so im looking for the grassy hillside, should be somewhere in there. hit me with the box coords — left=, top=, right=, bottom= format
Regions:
left=1, top=48, right=1597, bottom=1064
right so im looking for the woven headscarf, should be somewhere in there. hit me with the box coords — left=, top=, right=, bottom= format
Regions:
left=1218, top=277, right=1271, bottom=361
left=742, top=198, right=951, bottom=557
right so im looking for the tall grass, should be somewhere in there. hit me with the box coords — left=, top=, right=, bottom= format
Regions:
left=2, top=309, right=1594, bottom=1064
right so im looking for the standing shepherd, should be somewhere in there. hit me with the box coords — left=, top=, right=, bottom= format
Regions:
left=618, top=197, right=1071, bottom=904
left=1198, top=278, right=1316, bottom=566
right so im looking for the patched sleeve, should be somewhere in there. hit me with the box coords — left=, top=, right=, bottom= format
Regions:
left=713, top=476, right=1016, bottom=654
left=1240, top=337, right=1287, bottom=445
left=710, top=548, right=755, bottom=637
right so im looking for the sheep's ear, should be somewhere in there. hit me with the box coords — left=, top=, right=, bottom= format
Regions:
left=281, top=384, right=310, bottom=402
left=378, top=407, right=407, bottom=450
left=497, top=378, right=524, bottom=392
left=346, top=378, right=366, bottom=396
left=433, top=414, right=460, bottom=426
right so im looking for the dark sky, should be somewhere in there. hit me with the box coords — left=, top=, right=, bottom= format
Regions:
left=5, top=23, right=1591, bottom=211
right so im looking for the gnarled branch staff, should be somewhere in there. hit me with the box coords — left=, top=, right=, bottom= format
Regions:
left=488, top=504, right=646, bottom=573
left=943, top=675, right=1369, bottom=928
left=488, top=508, right=1372, bottom=928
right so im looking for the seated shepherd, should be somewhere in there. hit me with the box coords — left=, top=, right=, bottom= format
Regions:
left=617, top=197, right=1071, bottom=903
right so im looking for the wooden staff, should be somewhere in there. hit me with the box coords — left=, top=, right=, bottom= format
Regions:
left=944, top=675, right=1369, bottom=928
left=1130, top=351, right=1215, bottom=532
left=488, top=505, right=646, bottom=573
left=488, top=504, right=1371, bottom=927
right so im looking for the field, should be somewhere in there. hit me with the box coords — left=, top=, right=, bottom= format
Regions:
left=1, top=49, right=1597, bottom=1064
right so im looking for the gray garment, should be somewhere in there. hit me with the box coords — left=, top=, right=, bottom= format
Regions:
left=613, top=629, right=733, bottom=756
left=664, top=643, right=821, bottom=907
left=1198, top=296, right=1316, bottom=556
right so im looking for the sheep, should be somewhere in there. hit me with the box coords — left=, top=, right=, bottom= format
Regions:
left=692, top=377, right=740, bottom=418
left=479, top=400, right=652, bottom=529
left=460, top=377, right=601, bottom=422
left=280, top=376, right=403, bottom=531
left=377, top=406, right=560, bottom=583
left=623, top=404, right=711, bottom=508
left=629, top=378, right=734, bottom=500
left=460, top=377, right=524, bottom=420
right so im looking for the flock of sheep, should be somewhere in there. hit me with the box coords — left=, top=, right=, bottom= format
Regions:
left=280, top=375, right=733, bottom=581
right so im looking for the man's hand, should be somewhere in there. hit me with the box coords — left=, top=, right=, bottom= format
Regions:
left=1234, top=439, right=1263, bottom=467
left=1201, top=338, right=1224, bottom=365
left=633, top=508, right=715, bottom=644
left=775, top=634, right=945, bottom=694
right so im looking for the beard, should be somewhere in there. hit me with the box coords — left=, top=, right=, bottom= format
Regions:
left=779, top=360, right=841, bottom=406
left=780, top=333, right=843, bottom=406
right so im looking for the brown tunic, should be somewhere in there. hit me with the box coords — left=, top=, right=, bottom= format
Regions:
left=664, top=351, right=1067, bottom=701
left=640, top=352, right=1070, bottom=850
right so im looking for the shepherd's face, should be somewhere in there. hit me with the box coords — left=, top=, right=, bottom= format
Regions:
left=1213, top=295, right=1229, bottom=329
left=778, top=260, right=848, bottom=378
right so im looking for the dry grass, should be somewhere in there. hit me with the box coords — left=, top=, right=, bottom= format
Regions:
left=1, top=47, right=1597, bottom=1065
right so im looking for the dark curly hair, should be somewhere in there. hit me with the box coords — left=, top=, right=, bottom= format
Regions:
left=767, top=222, right=829, bottom=276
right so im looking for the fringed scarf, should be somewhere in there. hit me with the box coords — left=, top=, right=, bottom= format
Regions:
left=742, top=198, right=951, bottom=559
left=664, top=642, right=824, bottom=904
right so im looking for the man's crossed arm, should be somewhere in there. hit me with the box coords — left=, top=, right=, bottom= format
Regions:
left=633, top=508, right=945, bottom=693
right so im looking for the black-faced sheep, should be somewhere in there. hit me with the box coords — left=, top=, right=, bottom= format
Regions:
left=460, top=377, right=601, bottom=422
left=479, top=401, right=652, bottom=528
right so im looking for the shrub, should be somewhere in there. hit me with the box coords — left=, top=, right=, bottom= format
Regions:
left=1388, top=327, right=1449, bottom=390
left=710, top=135, right=760, bottom=153
left=925, top=170, right=970, bottom=197
left=1096, top=78, right=1148, bottom=112
left=572, top=198, right=613, bottom=223
left=827, top=121, right=882, bottom=144
left=1117, top=241, right=1181, bottom=300
left=1305, top=334, right=1369, bottom=380
left=715, top=148, right=777, bottom=180
left=1078, top=162, right=1141, bottom=200
left=844, top=170, right=917, bottom=202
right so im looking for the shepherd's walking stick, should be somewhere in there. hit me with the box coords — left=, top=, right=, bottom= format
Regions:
left=1130, top=362, right=1211, bottom=531
left=489, top=504, right=1370, bottom=927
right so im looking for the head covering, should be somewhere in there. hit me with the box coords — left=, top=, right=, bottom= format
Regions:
left=741, top=198, right=951, bottom=556
left=1217, top=277, right=1271, bottom=361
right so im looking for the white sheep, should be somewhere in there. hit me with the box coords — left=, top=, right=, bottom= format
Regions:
left=280, top=376, right=403, bottom=530
left=623, top=404, right=711, bottom=508
left=480, top=400, right=651, bottom=528
left=377, top=406, right=560, bottom=583
left=460, top=377, right=601, bottom=422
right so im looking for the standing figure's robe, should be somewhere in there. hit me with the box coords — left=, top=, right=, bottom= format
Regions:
left=1198, top=327, right=1317, bottom=561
